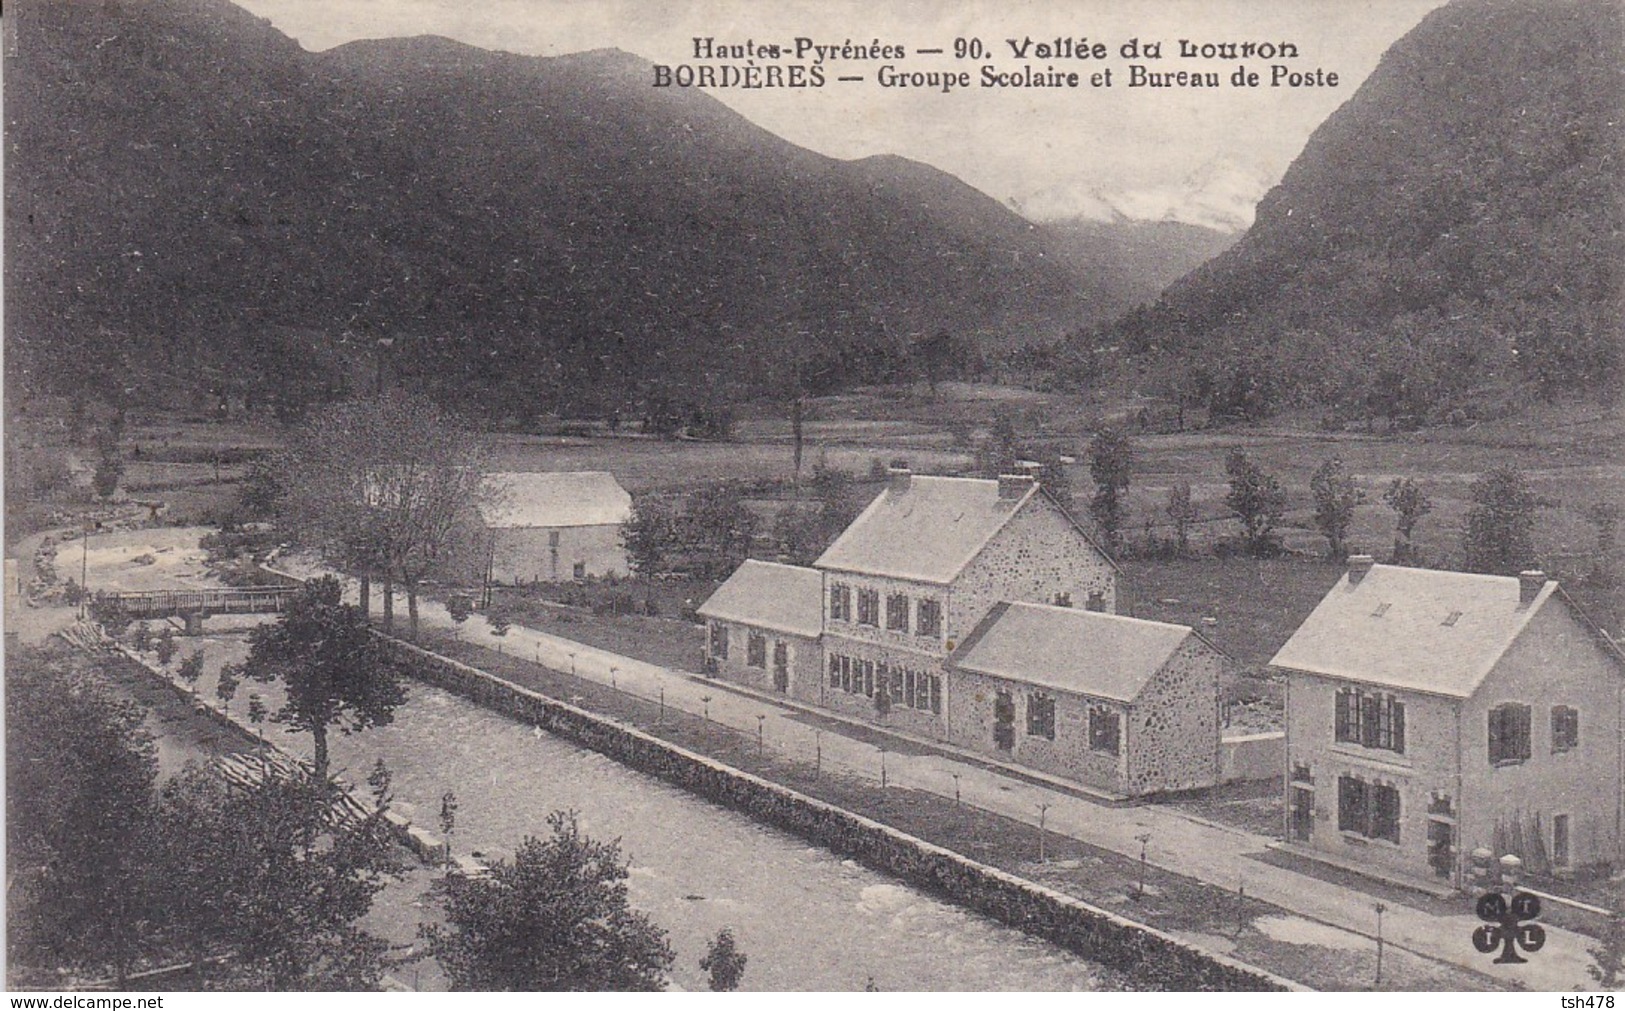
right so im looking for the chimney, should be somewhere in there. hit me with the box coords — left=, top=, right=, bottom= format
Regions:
left=888, top=465, right=912, bottom=494
left=1347, top=554, right=1375, bottom=586
left=997, top=473, right=1035, bottom=500
left=1518, top=570, right=1546, bottom=607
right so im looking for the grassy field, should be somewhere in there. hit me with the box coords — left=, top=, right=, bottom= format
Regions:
left=14, top=386, right=1620, bottom=633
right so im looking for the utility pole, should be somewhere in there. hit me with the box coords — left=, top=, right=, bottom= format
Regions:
left=1036, top=802, right=1051, bottom=863
left=1374, top=901, right=1387, bottom=988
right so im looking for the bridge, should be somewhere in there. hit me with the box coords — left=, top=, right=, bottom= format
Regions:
left=100, top=586, right=296, bottom=620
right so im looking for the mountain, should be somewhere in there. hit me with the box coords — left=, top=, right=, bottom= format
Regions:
left=1105, top=0, right=1623, bottom=416
left=1009, top=157, right=1266, bottom=314
left=1017, top=157, right=1274, bottom=233
left=4, top=0, right=1107, bottom=421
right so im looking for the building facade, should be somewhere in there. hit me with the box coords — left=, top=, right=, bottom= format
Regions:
left=1273, top=558, right=1625, bottom=886
left=948, top=603, right=1225, bottom=796
left=697, top=560, right=824, bottom=702
left=814, top=468, right=1119, bottom=737
left=479, top=472, right=633, bottom=583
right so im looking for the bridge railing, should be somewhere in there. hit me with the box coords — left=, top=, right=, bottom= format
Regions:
left=100, top=586, right=295, bottom=618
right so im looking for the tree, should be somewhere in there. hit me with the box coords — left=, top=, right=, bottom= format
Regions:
left=148, top=766, right=402, bottom=990
left=215, top=662, right=240, bottom=714
left=422, top=811, right=675, bottom=991
left=6, top=647, right=159, bottom=985
left=1087, top=428, right=1134, bottom=548
left=1164, top=481, right=1198, bottom=556
left=1309, top=457, right=1365, bottom=560
left=177, top=649, right=205, bottom=696
left=1224, top=450, right=1286, bottom=556
left=620, top=498, right=678, bottom=577
left=241, top=576, right=406, bottom=783
left=155, top=626, right=179, bottom=666
left=700, top=928, right=748, bottom=991
left=685, top=484, right=756, bottom=580
left=1382, top=478, right=1433, bottom=563
left=280, top=393, right=492, bottom=638
left=447, top=593, right=473, bottom=637
left=1461, top=467, right=1538, bottom=574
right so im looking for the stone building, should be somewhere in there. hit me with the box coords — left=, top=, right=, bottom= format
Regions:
left=948, top=602, right=1226, bottom=797
left=1273, top=557, right=1625, bottom=886
left=812, top=467, right=1119, bottom=737
left=478, top=471, right=632, bottom=583
left=696, top=560, right=823, bottom=700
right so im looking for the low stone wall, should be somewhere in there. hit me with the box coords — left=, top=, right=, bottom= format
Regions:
left=384, top=635, right=1297, bottom=991
left=1220, top=731, right=1286, bottom=784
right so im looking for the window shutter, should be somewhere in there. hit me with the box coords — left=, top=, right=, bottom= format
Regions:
left=1360, top=694, right=1379, bottom=748
left=1392, top=701, right=1405, bottom=754
left=1488, top=707, right=1503, bottom=763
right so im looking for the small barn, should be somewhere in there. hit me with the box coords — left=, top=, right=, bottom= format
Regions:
left=947, top=602, right=1225, bottom=797
left=478, top=472, right=632, bottom=583
left=697, top=560, right=823, bottom=701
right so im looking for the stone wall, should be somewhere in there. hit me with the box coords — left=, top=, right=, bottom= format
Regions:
left=383, top=635, right=1294, bottom=991
left=1125, top=637, right=1222, bottom=795
left=946, top=667, right=1126, bottom=794
left=948, top=496, right=1116, bottom=646
left=1220, top=732, right=1286, bottom=784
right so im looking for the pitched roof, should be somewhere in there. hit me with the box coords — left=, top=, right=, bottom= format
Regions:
left=1268, top=564, right=1562, bottom=698
left=816, top=475, right=1099, bottom=584
left=696, top=560, right=824, bottom=639
left=478, top=472, right=632, bottom=528
left=949, top=601, right=1198, bottom=703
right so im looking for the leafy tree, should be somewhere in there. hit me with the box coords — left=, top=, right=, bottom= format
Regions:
left=700, top=927, right=748, bottom=991
left=1309, top=457, right=1365, bottom=560
left=484, top=598, right=515, bottom=637
left=1382, top=478, right=1433, bottom=563
left=149, top=766, right=402, bottom=990
left=422, top=811, right=675, bottom=991
left=237, top=457, right=283, bottom=522
left=87, top=595, right=133, bottom=638
left=241, top=575, right=406, bottom=783
left=6, top=648, right=159, bottom=985
left=1087, top=428, right=1134, bottom=548
left=447, top=593, right=473, bottom=638
left=215, top=662, right=240, bottom=714
left=1164, top=481, right=1198, bottom=556
left=620, top=498, right=679, bottom=577
left=1224, top=450, right=1286, bottom=556
left=155, top=626, right=178, bottom=666
left=1461, top=467, right=1539, bottom=574
left=685, top=484, right=756, bottom=580
left=177, top=649, right=205, bottom=696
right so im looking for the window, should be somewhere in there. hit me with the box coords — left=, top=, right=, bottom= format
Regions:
left=746, top=631, right=766, bottom=669
left=1551, top=706, right=1580, bottom=753
left=1371, top=602, right=1391, bottom=617
left=1338, top=775, right=1400, bottom=843
left=709, top=623, right=729, bottom=660
left=829, top=583, right=851, bottom=621
left=856, top=588, right=880, bottom=626
left=916, top=598, right=942, bottom=638
left=1292, top=763, right=1314, bottom=784
left=829, top=654, right=841, bottom=688
left=1086, top=591, right=1106, bottom=612
left=1027, top=693, right=1056, bottom=739
left=1334, top=687, right=1405, bottom=753
left=1053, top=591, right=1072, bottom=608
left=572, top=561, right=586, bottom=579
left=1088, top=706, right=1120, bottom=754
left=887, top=665, right=903, bottom=702
left=886, top=593, right=910, bottom=632
left=1442, top=610, right=1462, bottom=627
left=1553, top=814, right=1571, bottom=868
left=548, top=530, right=561, bottom=548
left=1488, top=703, right=1532, bottom=764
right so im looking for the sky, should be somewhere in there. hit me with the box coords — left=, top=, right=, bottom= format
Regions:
left=234, top=0, right=1448, bottom=220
